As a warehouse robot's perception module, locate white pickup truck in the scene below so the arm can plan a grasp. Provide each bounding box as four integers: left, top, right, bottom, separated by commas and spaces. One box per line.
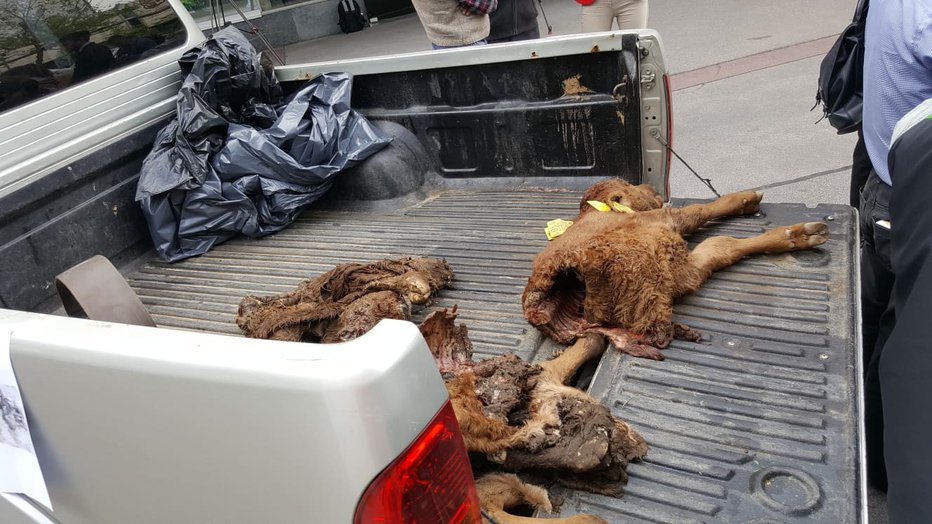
0, 0, 864, 522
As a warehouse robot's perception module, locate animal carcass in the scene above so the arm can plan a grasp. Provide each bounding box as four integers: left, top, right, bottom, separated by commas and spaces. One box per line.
522, 179, 829, 359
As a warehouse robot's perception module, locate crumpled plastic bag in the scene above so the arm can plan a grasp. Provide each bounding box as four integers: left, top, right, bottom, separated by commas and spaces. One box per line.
136, 27, 391, 262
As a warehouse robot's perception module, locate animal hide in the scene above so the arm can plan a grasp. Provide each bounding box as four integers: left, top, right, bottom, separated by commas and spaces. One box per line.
237, 257, 647, 521
236, 256, 452, 342
420, 308, 647, 521
523, 179, 829, 359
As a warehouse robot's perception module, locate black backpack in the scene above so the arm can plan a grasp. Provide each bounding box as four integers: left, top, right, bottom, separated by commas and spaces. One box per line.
338, 0, 367, 34
814, 0, 869, 134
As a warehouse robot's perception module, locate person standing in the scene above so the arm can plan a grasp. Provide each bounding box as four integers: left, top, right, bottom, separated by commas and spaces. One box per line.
489, 0, 539, 43
858, 0, 932, 498
580, 0, 647, 32
411, 0, 490, 49
61, 31, 114, 84
882, 98, 932, 523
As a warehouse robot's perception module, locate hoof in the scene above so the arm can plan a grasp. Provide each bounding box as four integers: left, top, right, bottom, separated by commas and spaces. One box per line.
781, 222, 829, 250
728, 190, 763, 215
674, 323, 703, 342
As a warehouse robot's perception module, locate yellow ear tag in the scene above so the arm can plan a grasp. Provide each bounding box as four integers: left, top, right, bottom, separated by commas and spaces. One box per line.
610, 201, 635, 214
587, 200, 612, 212
545, 219, 574, 240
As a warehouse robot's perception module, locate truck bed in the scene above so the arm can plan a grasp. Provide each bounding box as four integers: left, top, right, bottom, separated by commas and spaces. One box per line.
126, 188, 862, 523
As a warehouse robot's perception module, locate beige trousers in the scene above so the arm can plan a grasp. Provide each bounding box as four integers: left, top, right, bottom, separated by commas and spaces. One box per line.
580, 0, 648, 31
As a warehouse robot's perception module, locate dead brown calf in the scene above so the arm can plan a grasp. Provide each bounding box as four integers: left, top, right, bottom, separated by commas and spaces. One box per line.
522, 179, 829, 359
422, 308, 647, 523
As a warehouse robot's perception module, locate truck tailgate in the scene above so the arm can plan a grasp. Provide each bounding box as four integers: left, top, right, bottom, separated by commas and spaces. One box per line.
126, 189, 862, 522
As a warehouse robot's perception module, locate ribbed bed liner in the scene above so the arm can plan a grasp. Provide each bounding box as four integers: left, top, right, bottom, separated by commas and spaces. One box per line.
127, 189, 861, 523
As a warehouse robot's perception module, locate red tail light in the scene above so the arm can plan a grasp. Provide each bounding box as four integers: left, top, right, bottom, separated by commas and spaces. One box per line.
354, 401, 481, 524
662, 72, 673, 200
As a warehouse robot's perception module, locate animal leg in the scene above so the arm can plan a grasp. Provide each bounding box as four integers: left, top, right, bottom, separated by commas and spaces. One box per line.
476, 473, 607, 524
583, 326, 665, 360
539, 334, 606, 384
640, 190, 763, 234
686, 222, 829, 282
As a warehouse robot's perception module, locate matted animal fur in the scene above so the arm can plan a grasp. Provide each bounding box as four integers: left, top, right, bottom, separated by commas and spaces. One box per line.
522, 179, 829, 360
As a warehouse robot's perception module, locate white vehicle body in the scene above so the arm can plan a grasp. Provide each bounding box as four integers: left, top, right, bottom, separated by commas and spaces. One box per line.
0, 311, 446, 523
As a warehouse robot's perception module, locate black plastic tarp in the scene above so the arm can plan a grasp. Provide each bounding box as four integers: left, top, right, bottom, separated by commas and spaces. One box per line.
136, 27, 391, 262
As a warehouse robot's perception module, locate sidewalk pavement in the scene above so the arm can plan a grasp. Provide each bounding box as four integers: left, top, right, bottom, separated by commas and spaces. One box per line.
277, 0, 859, 206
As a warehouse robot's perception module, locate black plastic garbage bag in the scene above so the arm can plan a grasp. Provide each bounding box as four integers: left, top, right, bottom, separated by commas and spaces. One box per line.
136, 27, 390, 262
137, 28, 277, 200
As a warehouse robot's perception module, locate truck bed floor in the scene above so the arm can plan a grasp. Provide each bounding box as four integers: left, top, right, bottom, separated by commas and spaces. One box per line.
127, 188, 861, 523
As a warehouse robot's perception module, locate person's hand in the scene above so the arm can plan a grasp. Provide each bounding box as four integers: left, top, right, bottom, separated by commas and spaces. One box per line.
459, 4, 474, 15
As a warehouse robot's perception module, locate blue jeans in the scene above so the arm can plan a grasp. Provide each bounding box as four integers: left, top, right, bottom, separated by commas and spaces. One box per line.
431, 39, 488, 50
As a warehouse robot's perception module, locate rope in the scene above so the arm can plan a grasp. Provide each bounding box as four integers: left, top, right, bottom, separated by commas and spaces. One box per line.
652, 131, 721, 197
536, 0, 553, 35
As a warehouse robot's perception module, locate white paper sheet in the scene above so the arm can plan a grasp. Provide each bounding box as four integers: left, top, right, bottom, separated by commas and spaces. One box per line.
0, 331, 52, 510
